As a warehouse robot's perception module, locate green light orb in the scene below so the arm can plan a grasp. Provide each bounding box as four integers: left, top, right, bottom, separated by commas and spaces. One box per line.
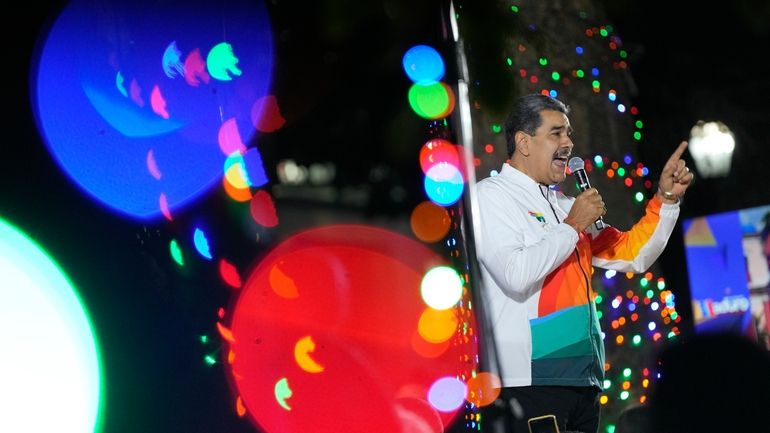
408, 82, 454, 120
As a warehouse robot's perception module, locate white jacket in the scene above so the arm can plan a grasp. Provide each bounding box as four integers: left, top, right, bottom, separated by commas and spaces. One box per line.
475, 163, 680, 387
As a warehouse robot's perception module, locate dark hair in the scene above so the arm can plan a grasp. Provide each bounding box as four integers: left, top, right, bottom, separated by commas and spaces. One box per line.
504, 94, 570, 157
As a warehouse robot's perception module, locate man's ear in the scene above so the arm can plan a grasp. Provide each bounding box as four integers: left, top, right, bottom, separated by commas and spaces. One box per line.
514, 131, 530, 156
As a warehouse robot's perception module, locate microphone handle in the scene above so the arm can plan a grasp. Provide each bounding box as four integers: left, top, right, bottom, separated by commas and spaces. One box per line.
594, 217, 605, 230
575, 169, 605, 230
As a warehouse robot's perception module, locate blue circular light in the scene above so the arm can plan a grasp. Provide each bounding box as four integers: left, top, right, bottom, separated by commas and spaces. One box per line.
33, 0, 273, 219
424, 166, 464, 206
402, 45, 445, 84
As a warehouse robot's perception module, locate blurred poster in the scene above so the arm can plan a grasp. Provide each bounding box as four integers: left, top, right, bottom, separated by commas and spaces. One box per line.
683, 204, 770, 350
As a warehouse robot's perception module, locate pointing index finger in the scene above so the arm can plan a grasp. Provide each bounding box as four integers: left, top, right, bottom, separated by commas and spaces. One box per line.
667, 141, 689, 164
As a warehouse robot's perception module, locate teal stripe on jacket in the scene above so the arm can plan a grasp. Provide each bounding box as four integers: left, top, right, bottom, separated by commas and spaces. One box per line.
530, 303, 605, 388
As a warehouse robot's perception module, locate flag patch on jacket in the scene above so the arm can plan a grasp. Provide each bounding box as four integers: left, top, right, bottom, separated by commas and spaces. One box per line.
528, 211, 546, 223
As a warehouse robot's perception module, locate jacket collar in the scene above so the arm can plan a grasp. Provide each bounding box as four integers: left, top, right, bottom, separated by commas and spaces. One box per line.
501, 163, 542, 188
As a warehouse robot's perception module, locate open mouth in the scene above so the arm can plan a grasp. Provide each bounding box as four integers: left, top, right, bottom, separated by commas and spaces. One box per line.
552, 151, 570, 168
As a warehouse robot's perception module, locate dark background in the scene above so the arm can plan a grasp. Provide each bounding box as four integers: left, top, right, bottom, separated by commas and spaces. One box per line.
3, 1, 770, 432
604, 0, 770, 216
601, 0, 770, 327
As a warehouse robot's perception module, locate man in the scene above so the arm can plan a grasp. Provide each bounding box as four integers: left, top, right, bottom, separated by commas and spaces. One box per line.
475, 93, 693, 433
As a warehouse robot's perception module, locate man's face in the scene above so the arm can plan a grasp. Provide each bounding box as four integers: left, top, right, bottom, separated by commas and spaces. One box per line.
524, 109, 574, 185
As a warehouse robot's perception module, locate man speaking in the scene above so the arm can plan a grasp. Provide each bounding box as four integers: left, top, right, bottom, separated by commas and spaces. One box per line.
475, 93, 693, 433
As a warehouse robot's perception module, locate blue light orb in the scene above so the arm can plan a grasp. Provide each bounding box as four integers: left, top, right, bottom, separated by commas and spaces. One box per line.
402, 45, 445, 84
33, 0, 273, 219
424, 165, 464, 206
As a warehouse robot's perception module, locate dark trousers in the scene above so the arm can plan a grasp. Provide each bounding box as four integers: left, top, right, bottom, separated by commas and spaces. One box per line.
480, 385, 600, 433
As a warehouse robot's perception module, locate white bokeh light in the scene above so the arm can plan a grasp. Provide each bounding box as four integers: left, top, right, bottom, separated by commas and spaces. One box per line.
420, 266, 463, 310
688, 120, 735, 178
0, 219, 102, 433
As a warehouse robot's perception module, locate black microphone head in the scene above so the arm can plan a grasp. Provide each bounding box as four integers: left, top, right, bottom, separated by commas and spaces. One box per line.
568, 156, 585, 172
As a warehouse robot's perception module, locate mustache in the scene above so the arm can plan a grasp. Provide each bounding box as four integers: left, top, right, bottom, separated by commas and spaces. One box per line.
554, 149, 572, 159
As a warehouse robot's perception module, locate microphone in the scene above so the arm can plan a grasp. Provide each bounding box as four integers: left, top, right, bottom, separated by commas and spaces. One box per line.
567, 156, 605, 230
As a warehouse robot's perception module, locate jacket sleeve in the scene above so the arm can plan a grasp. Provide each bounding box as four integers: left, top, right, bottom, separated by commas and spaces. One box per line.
476, 182, 579, 298
589, 195, 680, 272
